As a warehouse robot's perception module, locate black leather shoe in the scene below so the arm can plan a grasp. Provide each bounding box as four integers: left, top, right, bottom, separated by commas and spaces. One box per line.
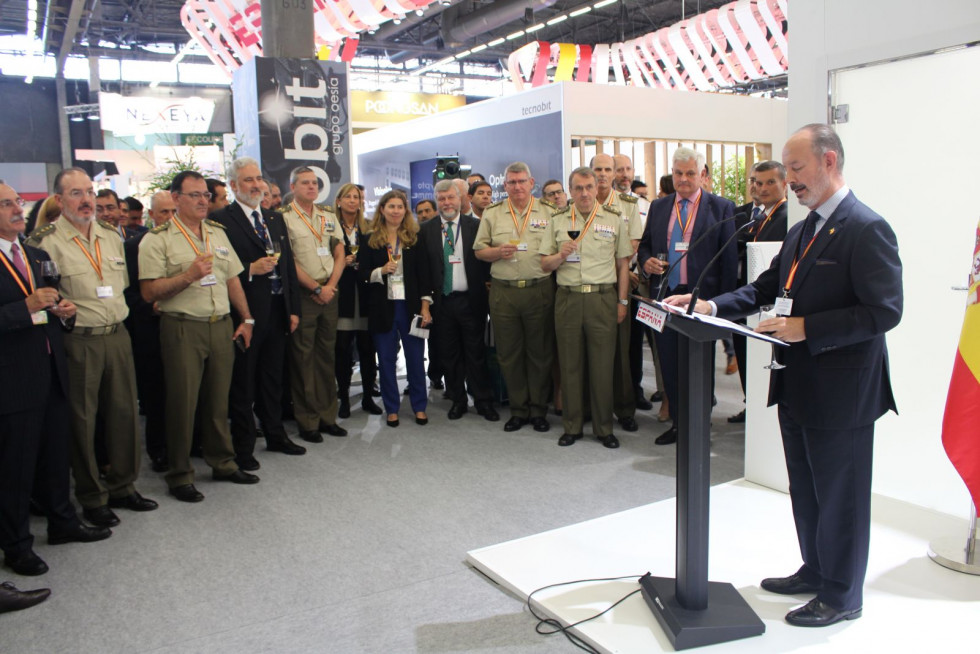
235, 455, 261, 471
82, 505, 121, 527
48, 523, 112, 545
299, 430, 323, 443
169, 484, 204, 503
386, 416, 400, 427
619, 416, 639, 432
266, 437, 306, 455
650, 391, 663, 402
761, 572, 822, 596
371, 383, 382, 397
655, 426, 677, 445
362, 397, 383, 415
0, 581, 51, 613
728, 410, 746, 423
531, 417, 550, 432
107, 492, 159, 512
430, 378, 444, 390
404, 386, 411, 395
415, 414, 428, 426
503, 417, 528, 432
448, 403, 468, 420
558, 433, 582, 446
338, 397, 351, 419
212, 469, 260, 484
150, 455, 168, 473
4, 551, 48, 576
478, 405, 500, 422
635, 394, 654, 411
785, 598, 861, 627
320, 423, 348, 437
598, 434, 620, 449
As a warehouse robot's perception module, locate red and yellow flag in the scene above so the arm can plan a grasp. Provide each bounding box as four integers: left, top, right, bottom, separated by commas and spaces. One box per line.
942, 219, 980, 510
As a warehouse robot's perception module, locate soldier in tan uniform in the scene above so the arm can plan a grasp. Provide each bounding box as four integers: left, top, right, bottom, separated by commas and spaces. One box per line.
139, 171, 259, 503
282, 166, 347, 442
29, 168, 157, 527
474, 162, 555, 433
540, 167, 632, 448
592, 154, 642, 432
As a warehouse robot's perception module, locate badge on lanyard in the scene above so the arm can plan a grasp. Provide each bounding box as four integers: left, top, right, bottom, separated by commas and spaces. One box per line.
566, 252, 581, 263
516, 242, 528, 252
675, 241, 689, 252
448, 254, 462, 264
773, 297, 793, 316
317, 246, 331, 257
31, 311, 49, 325
201, 274, 218, 287
388, 274, 406, 300
96, 285, 114, 298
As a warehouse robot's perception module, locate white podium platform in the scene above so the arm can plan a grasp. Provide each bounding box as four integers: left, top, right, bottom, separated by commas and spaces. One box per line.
467, 480, 980, 652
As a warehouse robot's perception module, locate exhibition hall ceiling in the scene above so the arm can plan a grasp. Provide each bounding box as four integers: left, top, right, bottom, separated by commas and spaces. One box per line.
0, 0, 736, 77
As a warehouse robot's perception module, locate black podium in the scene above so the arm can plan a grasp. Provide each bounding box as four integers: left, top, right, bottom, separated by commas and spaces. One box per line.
635, 298, 778, 650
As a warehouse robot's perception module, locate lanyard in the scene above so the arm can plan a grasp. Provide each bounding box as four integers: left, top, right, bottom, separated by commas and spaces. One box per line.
171, 216, 211, 256
783, 233, 819, 296
386, 236, 401, 262
673, 193, 701, 235
292, 202, 324, 244
752, 198, 786, 242
569, 201, 600, 242
71, 236, 103, 281
0, 248, 35, 296
507, 197, 534, 237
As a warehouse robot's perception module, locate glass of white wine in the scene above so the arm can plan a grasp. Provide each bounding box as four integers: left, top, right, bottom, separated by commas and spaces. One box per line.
508, 229, 521, 262
267, 241, 281, 279
349, 233, 360, 269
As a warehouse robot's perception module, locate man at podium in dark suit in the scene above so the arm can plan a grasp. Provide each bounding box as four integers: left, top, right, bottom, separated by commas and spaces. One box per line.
668, 124, 903, 627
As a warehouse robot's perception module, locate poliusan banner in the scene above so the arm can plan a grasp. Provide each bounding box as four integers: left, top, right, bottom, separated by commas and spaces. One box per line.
233, 57, 350, 204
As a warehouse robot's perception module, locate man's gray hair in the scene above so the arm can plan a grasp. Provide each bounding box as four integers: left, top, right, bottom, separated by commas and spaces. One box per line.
567, 166, 597, 188
227, 157, 260, 182
434, 179, 459, 196
149, 190, 171, 211
289, 166, 317, 185
801, 123, 845, 173
505, 161, 531, 176
672, 146, 705, 170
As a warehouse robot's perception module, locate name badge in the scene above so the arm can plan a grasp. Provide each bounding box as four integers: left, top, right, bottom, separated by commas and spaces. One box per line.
774, 297, 793, 316
31, 310, 49, 325
516, 243, 528, 252
96, 285, 114, 298
201, 274, 219, 287
448, 254, 463, 264
675, 242, 689, 252
566, 252, 581, 263
214, 246, 230, 257
388, 274, 405, 300
317, 246, 331, 257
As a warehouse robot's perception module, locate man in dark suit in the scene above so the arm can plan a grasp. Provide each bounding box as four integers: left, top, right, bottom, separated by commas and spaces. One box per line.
669, 124, 903, 627
638, 147, 737, 444
214, 158, 305, 470
96, 189, 140, 240
729, 160, 789, 422
418, 179, 498, 421
0, 183, 111, 577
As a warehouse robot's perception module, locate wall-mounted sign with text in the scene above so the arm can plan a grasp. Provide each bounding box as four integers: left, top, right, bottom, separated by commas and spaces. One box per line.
99, 93, 217, 136
351, 91, 465, 125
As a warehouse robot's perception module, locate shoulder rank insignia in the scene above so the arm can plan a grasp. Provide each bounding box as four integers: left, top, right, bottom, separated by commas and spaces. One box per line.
619, 192, 638, 204
205, 218, 227, 230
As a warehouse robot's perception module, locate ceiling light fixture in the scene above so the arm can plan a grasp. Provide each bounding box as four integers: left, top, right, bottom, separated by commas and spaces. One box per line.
525, 23, 545, 33
470, 44, 488, 53
593, 0, 617, 8
546, 15, 568, 26
488, 38, 505, 46
570, 7, 592, 17
505, 30, 525, 40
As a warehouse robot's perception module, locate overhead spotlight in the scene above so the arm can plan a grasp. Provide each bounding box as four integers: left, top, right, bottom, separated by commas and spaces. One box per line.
87, 114, 100, 120
393, 17, 402, 24
440, 0, 451, 5
70, 116, 84, 122
416, 9, 424, 16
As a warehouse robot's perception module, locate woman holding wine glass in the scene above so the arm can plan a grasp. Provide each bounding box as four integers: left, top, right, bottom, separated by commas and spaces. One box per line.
358, 190, 433, 427
333, 183, 382, 418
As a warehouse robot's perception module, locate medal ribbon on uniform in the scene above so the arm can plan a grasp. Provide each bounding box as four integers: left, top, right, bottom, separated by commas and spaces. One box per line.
71, 236, 104, 281
292, 201, 324, 244
507, 197, 535, 237
171, 216, 212, 256
569, 201, 600, 243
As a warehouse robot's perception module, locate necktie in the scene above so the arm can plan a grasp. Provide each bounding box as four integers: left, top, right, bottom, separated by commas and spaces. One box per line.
10, 242, 29, 281
443, 222, 455, 296
798, 211, 819, 258
253, 210, 282, 294
667, 199, 688, 290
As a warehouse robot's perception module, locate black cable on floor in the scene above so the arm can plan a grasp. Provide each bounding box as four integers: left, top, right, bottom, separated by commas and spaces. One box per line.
525, 575, 644, 653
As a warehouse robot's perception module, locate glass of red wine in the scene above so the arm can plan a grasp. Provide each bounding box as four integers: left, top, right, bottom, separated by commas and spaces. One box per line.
567, 229, 581, 240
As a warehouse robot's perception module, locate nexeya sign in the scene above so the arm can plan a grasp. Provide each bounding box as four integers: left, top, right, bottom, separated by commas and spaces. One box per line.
99, 93, 215, 136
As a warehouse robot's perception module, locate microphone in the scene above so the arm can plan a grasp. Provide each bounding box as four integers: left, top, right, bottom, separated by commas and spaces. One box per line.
655, 212, 747, 301
686, 213, 761, 314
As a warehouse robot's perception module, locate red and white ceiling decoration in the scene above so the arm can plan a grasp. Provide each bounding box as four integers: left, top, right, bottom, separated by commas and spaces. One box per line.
508, 0, 787, 91
181, 0, 437, 79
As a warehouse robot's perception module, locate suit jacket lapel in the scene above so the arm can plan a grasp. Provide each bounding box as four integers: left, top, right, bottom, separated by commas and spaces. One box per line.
233, 203, 267, 250
784, 192, 854, 294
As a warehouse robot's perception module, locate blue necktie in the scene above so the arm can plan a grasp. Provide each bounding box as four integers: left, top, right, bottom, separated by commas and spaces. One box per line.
798, 211, 819, 258
667, 199, 688, 290
443, 222, 455, 296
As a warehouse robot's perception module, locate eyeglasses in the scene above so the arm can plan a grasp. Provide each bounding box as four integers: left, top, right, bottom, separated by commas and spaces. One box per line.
178, 192, 213, 201
543, 189, 564, 197
66, 189, 97, 199
505, 179, 531, 187
0, 198, 26, 209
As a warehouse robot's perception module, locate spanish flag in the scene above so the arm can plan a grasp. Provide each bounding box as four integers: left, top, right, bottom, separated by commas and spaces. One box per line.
942, 219, 980, 510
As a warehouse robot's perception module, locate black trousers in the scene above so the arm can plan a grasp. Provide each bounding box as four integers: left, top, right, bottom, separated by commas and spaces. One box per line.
0, 357, 77, 557
335, 328, 376, 396
229, 295, 289, 458
131, 316, 166, 459
435, 293, 492, 406
629, 296, 649, 392
778, 405, 874, 611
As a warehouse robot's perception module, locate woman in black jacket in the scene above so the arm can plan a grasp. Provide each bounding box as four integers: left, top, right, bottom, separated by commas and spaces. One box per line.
358, 190, 433, 427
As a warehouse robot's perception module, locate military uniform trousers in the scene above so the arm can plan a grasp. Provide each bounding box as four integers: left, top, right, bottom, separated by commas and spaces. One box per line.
160, 314, 238, 488
488, 278, 555, 419
290, 293, 339, 431
613, 305, 636, 419
554, 286, 617, 437
63, 327, 140, 508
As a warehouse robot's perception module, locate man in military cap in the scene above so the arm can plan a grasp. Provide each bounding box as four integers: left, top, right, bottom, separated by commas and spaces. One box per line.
281, 166, 348, 442
540, 167, 633, 448
30, 168, 157, 527
474, 162, 555, 433
139, 170, 259, 502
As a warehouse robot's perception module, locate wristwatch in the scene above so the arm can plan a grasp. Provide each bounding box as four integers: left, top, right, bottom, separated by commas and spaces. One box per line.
618, 299, 629, 306
312, 286, 322, 295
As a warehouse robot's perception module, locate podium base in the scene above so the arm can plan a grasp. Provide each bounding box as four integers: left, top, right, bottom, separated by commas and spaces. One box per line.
639, 573, 765, 651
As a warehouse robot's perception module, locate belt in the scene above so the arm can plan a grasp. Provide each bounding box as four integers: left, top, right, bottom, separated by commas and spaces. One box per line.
492, 277, 548, 289
445, 291, 467, 298
76, 323, 121, 336
562, 284, 613, 294
165, 312, 230, 323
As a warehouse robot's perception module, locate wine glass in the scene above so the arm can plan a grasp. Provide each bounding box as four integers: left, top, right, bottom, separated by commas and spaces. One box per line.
41, 260, 62, 302
656, 251, 669, 278
508, 228, 521, 261
267, 241, 281, 279
567, 228, 581, 240
759, 305, 786, 370
349, 232, 360, 269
